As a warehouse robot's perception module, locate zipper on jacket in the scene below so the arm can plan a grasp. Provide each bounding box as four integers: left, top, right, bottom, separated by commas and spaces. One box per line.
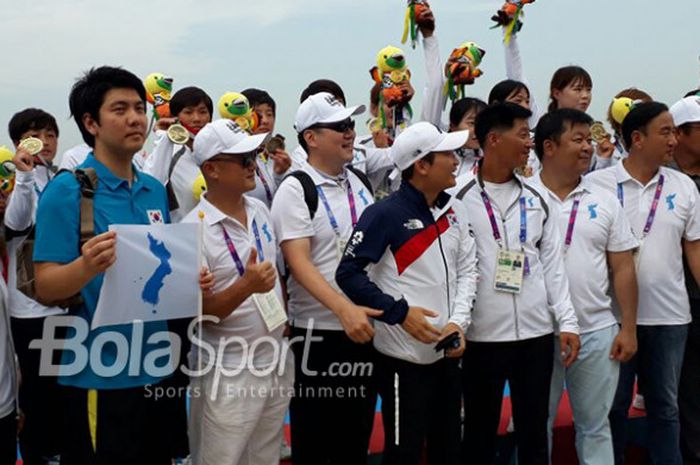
435, 222, 451, 317
498, 194, 522, 340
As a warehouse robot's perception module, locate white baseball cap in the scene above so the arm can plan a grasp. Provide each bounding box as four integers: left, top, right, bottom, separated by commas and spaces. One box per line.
294, 92, 365, 133
193, 119, 268, 166
389, 122, 469, 179
670, 96, 700, 127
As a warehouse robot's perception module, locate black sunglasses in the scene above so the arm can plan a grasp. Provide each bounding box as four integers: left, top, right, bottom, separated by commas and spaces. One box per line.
310, 119, 355, 133
209, 151, 256, 168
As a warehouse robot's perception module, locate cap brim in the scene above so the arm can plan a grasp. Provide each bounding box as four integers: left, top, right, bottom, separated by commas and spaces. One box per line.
433, 129, 470, 153
221, 132, 269, 154
318, 104, 366, 124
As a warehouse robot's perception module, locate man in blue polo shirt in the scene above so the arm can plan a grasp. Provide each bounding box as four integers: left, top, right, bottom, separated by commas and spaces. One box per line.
32, 66, 189, 465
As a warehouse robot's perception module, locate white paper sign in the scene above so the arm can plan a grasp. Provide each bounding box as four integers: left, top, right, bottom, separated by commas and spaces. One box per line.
92, 223, 201, 328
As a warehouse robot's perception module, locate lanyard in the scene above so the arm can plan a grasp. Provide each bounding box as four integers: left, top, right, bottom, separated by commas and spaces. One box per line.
617, 174, 665, 239
316, 181, 358, 236
254, 164, 273, 204
480, 191, 527, 247
564, 197, 581, 250
220, 219, 264, 276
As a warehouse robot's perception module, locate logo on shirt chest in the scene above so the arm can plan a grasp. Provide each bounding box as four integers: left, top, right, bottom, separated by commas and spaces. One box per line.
446, 212, 459, 226
261, 223, 273, 242
666, 193, 676, 211
587, 204, 598, 219
403, 219, 424, 230
358, 189, 370, 206
147, 209, 164, 224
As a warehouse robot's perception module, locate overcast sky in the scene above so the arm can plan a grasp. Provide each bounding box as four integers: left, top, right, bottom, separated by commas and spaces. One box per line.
1, 0, 699, 158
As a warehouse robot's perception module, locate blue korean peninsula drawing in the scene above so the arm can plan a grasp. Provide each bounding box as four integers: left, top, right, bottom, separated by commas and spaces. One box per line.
141, 233, 173, 307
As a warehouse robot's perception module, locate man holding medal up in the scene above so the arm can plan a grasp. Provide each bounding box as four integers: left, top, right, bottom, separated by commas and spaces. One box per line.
532, 109, 639, 465
454, 103, 580, 465
587, 101, 700, 465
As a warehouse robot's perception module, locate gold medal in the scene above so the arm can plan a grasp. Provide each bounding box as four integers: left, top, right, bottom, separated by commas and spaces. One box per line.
264, 134, 285, 154
19, 137, 43, 155
367, 118, 382, 133
590, 122, 611, 144
167, 123, 190, 145
390, 70, 407, 83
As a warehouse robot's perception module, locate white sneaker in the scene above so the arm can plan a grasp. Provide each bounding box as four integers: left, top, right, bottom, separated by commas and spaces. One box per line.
632, 393, 646, 410
280, 441, 292, 460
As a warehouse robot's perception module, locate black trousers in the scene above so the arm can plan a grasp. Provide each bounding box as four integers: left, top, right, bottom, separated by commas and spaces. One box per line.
60, 382, 175, 465
0, 410, 16, 465
11, 316, 63, 465
462, 333, 554, 465
681, 298, 700, 464
289, 326, 377, 465
376, 353, 462, 465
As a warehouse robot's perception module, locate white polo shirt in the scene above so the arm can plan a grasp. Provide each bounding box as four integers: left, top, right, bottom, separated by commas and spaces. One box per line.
532, 174, 639, 333
182, 195, 284, 369
587, 162, 700, 325
271, 161, 374, 330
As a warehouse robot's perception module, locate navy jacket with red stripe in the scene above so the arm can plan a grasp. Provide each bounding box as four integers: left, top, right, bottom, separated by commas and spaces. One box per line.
336, 181, 478, 364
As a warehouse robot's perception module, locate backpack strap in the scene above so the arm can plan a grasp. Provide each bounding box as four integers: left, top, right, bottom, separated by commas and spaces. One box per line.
166, 146, 188, 211
284, 171, 319, 219
346, 165, 375, 197
74, 168, 97, 238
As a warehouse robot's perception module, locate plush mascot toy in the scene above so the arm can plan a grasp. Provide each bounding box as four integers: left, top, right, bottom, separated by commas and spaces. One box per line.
444, 42, 486, 102
0, 146, 16, 194
192, 173, 207, 202
401, 0, 429, 49
217, 92, 259, 133
370, 45, 413, 128
490, 0, 535, 44
144, 72, 173, 120
610, 97, 637, 126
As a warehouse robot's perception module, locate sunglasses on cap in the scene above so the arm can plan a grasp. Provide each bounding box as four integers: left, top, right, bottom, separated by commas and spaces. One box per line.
310, 118, 355, 133
208, 151, 257, 168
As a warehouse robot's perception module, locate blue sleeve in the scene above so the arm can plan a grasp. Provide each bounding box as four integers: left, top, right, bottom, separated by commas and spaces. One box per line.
33, 173, 82, 263
335, 205, 409, 325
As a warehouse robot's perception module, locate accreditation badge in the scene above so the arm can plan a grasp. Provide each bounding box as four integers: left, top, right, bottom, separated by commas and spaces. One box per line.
336, 238, 349, 262
494, 249, 525, 294
253, 290, 287, 332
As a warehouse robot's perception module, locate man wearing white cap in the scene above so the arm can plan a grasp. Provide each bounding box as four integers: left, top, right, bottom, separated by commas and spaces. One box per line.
271, 92, 381, 465
454, 103, 580, 465
670, 95, 700, 464
335, 121, 477, 465
183, 119, 293, 465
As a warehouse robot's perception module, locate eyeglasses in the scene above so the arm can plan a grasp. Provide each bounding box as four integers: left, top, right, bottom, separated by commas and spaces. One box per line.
208, 151, 256, 168
310, 119, 355, 133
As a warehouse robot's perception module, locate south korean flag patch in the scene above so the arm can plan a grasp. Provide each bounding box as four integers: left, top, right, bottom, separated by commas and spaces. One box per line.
147, 209, 164, 224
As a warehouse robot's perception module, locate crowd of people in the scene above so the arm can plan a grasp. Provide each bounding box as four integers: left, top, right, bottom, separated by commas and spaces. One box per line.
0, 4, 699, 465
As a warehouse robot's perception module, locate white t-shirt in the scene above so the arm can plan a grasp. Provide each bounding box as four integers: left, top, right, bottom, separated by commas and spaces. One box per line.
587, 162, 700, 325
271, 161, 374, 330
532, 174, 639, 333
182, 195, 285, 369
483, 179, 520, 213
